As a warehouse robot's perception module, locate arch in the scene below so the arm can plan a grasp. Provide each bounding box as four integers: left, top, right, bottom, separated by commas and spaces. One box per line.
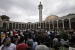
3, 22, 7, 29
50, 21, 53, 29
38, 23, 40, 28
36, 23, 38, 29
42, 22, 44, 29
43, 22, 45, 29
71, 18, 75, 30
41, 23, 43, 29
13, 23, 15, 29
64, 19, 69, 30
28, 24, 30, 29
46, 22, 49, 30
38, 23, 41, 29
22, 24, 24, 29
58, 20, 63, 29
0, 20, 3, 28
19, 24, 21, 29
26, 24, 28, 29
34, 24, 36, 29
31, 24, 33, 29
16, 23, 18, 29
9, 23, 12, 29
54, 21, 57, 29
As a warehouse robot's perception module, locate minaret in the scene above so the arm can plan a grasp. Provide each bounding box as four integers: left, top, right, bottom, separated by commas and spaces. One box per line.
38, 2, 43, 22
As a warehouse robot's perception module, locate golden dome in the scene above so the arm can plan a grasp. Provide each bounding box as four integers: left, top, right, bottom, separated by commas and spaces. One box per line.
44, 15, 59, 22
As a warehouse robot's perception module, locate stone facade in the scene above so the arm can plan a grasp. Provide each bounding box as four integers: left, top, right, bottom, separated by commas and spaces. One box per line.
0, 14, 75, 30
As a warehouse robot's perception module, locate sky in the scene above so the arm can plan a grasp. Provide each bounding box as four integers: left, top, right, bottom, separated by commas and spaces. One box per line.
0, 0, 75, 23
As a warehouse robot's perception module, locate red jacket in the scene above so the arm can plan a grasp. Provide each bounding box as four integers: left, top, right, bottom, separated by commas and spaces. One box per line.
16, 43, 28, 50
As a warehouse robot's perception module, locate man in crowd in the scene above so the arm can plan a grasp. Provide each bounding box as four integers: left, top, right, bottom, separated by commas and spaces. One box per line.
0, 37, 16, 50
69, 32, 75, 50
16, 36, 28, 50
35, 45, 49, 50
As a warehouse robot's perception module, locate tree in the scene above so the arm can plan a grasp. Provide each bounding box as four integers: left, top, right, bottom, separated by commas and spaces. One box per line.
0, 15, 10, 21
67, 14, 75, 16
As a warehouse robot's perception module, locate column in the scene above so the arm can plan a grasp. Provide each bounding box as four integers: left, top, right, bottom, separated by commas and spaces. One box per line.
15, 23, 16, 29
28, 24, 29, 29
36, 23, 37, 29
52, 21, 54, 29
17, 23, 19, 29
33, 24, 34, 29
26, 23, 28, 29
43, 22, 44, 29
35, 23, 36, 29
68, 18, 71, 29
40, 23, 41, 29
30, 24, 31, 29
21, 23, 22, 29
0, 21, 3, 28
37, 23, 39, 29
26, 23, 27, 29
34, 23, 35, 29
62, 19, 64, 29
57, 20, 58, 29
49, 22, 50, 30
29, 24, 30, 29
18, 23, 19, 29
6, 22, 7, 29
45, 22, 47, 29
12, 23, 13, 29
38, 23, 41, 29
36, 23, 38, 29
32, 24, 33, 29
7, 22, 9, 29
27, 24, 28, 29
25, 24, 26, 29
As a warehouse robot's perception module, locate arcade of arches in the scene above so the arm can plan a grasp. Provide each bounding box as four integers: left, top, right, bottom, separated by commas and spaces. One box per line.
0, 14, 75, 30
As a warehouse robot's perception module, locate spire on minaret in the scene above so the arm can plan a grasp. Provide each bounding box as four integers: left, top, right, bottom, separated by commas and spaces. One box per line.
38, 2, 43, 9
40, 2, 41, 5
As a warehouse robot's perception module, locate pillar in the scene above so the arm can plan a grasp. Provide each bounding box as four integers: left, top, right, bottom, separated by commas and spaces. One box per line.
45, 22, 47, 29
57, 20, 58, 29
15, 23, 16, 29
68, 18, 71, 29
62, 19, 64, 29
21, 23, 22, 29
7, 22, 9, 29
52, 21, 54, 29
17, 23, 18, 29
49, 22, 50, 30
40, 23, 41, 29
42, 22, 44, 29
12, 23, 13, 29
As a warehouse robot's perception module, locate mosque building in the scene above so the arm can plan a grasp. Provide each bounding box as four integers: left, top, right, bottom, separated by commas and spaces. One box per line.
0, 2, 75, 30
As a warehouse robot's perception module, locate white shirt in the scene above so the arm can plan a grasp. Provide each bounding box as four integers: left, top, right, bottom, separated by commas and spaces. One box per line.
0, 43, 16, 50
47, 31, 50, 35
10, 31, 13, 36
35, 45, 49, 50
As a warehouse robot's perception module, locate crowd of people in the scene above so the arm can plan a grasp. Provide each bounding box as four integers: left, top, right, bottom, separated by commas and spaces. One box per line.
0, 29, 75, 50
